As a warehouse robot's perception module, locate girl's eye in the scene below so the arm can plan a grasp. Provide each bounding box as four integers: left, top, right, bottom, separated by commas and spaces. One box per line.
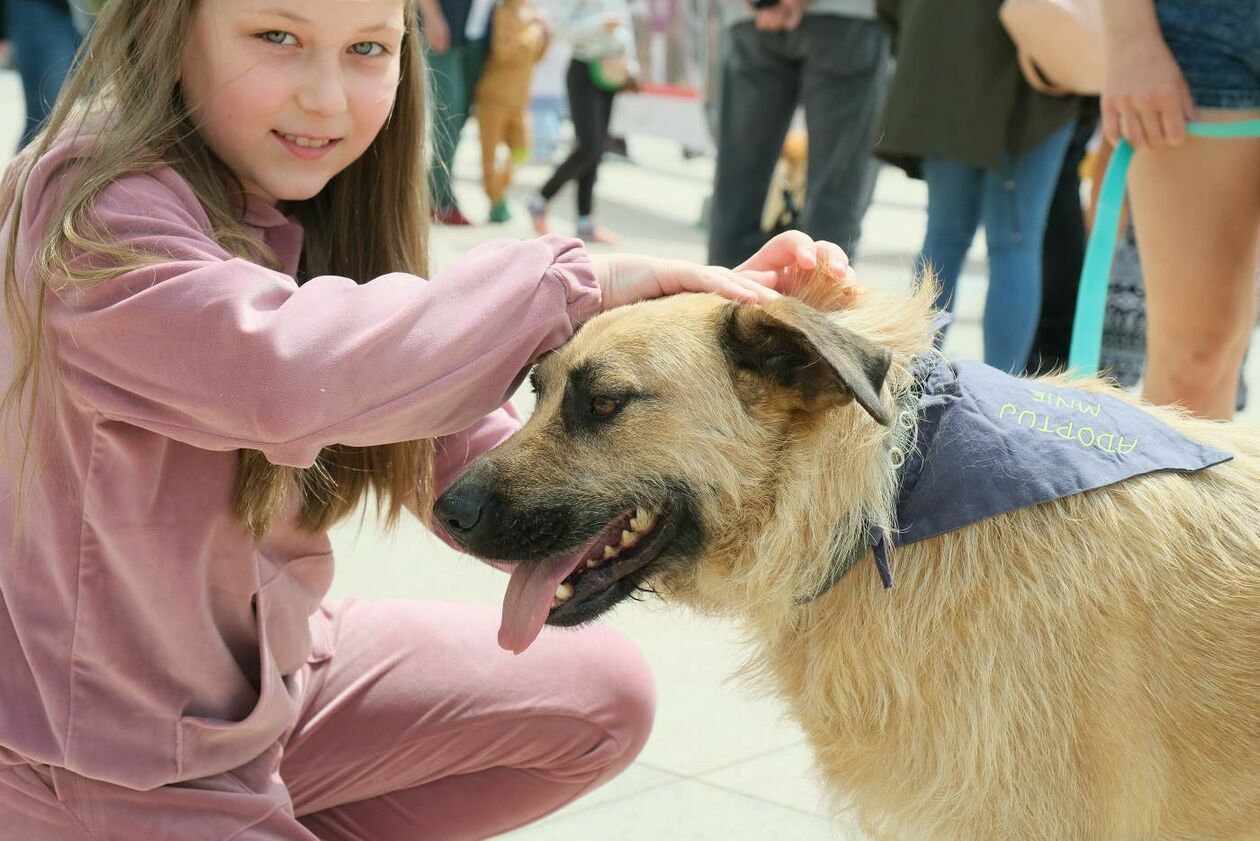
350, 41, 387, 57
259, 30, 298, 47
591, 396, 620, 418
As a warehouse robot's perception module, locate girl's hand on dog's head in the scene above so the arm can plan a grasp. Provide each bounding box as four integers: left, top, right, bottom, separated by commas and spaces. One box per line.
735, 230, 856, 300
592, 254, 781, 312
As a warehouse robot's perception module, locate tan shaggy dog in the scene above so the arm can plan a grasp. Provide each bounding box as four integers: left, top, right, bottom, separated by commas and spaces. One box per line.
435, 270, 1260, 840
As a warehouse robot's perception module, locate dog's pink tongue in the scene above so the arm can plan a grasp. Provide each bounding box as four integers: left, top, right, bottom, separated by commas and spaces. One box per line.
498, 554, 581, 654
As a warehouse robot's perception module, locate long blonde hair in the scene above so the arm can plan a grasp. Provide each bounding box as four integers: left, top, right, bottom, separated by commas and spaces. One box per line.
0, 0, 436, 536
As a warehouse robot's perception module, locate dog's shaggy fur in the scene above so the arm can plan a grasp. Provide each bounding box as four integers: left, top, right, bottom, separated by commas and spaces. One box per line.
440, 272, 1260, 840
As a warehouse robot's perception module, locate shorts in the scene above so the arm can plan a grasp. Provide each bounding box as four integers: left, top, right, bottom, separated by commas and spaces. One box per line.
1157, 0, 1260, 109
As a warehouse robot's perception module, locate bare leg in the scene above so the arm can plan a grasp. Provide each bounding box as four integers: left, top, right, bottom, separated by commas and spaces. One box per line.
1128, 109, 1260, 419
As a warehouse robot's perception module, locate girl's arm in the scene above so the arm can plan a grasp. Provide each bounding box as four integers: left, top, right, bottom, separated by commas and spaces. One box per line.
43, 169, 598, 469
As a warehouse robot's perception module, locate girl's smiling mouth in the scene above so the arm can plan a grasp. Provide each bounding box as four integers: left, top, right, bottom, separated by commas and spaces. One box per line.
272, 131, 341, 159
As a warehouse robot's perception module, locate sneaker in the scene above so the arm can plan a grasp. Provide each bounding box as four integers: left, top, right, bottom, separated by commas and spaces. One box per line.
527, 195, 549, 235
433, 205, 472, 226
488, 200, 511, 224
576, 224, 618, 245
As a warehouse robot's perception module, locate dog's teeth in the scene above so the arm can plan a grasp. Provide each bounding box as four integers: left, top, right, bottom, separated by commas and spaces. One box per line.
604, 545, 619, 559
629, 517, 641, 531
636, 506, 648, 523
586, 557, 600, 568
631, 510, 657, 533
620, 530, 639, 548
554, 583, 573, 602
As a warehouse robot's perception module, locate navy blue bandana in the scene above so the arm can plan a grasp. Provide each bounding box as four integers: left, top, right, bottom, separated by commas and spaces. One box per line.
806, 358, 1234, 598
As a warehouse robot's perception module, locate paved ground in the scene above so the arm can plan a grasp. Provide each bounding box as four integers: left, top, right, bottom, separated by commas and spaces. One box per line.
3, 69, 1258, 840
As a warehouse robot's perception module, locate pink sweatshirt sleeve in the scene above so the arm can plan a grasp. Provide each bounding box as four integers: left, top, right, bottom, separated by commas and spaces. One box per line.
427, 402, 522, 553
432, 402, 522, 496
41, 170, 598, 468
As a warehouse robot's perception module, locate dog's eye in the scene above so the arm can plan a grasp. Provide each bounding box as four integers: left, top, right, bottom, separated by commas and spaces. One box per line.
591, 396, 621, 418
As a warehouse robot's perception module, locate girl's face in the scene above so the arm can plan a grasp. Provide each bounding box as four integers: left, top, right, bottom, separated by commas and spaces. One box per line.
181, 0, 406, 205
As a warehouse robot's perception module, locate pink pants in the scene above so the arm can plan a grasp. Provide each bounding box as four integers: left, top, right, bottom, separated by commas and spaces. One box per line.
0, 599, 656, 840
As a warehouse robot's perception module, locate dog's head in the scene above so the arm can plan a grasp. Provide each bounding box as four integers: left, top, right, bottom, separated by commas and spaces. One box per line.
434, 293, 893, 652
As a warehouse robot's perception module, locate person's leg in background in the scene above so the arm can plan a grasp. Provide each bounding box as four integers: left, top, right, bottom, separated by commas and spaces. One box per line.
428, 39, 488, 225
1024, 97, 1101, 375
573, 84, 618, 243
706, 23, 799, 268
284, 600, 655, 841
917, 157, 984, 341
7, 0, 81, 150
428, 45, 470, 223
979, 119, 1075, 373
1121, 0, 1260, 419
530, 59, 601, 235
795, 15, 888, 261
1129, 115, 1260, 419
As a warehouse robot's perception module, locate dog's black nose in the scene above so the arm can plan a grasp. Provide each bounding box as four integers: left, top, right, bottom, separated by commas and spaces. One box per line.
433, 492, 484, 536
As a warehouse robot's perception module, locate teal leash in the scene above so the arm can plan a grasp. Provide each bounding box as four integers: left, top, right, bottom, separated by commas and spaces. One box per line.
1066, 119, 1260, 375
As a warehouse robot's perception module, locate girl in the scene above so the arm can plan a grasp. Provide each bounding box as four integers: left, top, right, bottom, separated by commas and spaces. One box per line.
0, 1, 840, 838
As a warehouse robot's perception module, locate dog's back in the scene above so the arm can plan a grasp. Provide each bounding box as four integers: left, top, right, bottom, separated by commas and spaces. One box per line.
772, 379, 1260, 841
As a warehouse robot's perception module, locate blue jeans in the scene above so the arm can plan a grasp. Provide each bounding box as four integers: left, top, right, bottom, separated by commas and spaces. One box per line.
425, 39, 488, 211
7, 0, 82, 150
918, 120, 1076, 374
1156, 0, 1260, 109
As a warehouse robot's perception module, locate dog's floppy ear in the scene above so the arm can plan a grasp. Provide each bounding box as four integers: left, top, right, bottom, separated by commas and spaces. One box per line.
720, 299, 892, 425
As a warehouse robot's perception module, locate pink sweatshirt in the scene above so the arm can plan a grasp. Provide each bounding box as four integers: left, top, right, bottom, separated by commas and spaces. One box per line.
0, 136, 600, 791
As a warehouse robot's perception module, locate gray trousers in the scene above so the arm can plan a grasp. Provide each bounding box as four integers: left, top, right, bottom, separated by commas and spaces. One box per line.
707, 16, 889, 267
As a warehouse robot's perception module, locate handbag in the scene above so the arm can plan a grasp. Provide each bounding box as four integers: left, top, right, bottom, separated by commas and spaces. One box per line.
998, 0, 1104, 96
589, 54, 629, 92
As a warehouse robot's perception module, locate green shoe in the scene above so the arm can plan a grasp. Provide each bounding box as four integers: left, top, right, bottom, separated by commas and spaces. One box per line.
488, 200, 511, 224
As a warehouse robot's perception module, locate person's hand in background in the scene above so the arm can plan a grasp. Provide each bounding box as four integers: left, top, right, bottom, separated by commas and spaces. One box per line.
420, 0, 452, 52
755, 0, 804, 32
1100, 0, 1198, 148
